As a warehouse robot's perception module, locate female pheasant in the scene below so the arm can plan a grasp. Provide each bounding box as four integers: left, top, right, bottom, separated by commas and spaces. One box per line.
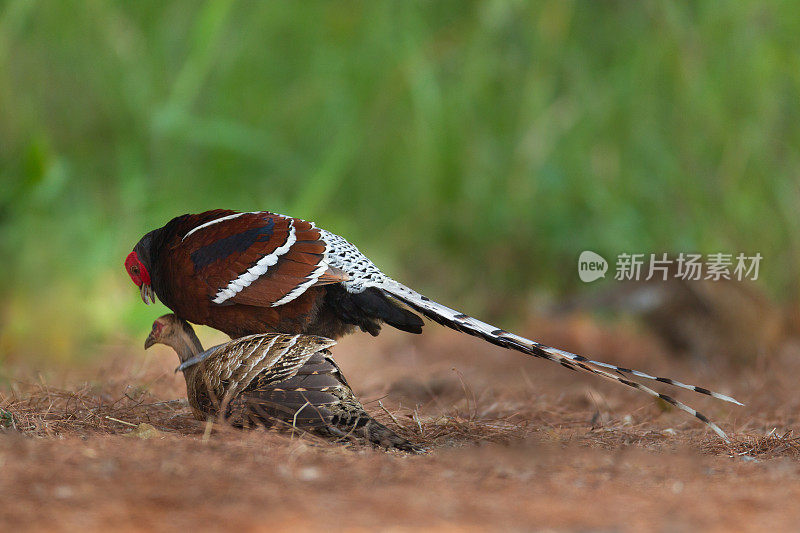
126, 209, 741, 440
145, 313, 421, 451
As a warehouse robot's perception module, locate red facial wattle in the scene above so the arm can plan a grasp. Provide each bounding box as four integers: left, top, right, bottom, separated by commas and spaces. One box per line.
125, 251, 155, 304
125, 251, 151, 287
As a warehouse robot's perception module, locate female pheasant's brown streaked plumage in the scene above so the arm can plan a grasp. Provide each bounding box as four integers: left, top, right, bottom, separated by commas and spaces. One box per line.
127, 209, 742, 440
145, 314, 421, 452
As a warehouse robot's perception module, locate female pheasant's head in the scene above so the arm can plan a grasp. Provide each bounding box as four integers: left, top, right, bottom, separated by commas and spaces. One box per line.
143, 314, 174, 350
144, 314, 205, 371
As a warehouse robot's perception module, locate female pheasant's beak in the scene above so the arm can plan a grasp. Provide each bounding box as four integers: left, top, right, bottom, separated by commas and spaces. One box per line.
140, 284, 155, 305
144, 330, 157, 349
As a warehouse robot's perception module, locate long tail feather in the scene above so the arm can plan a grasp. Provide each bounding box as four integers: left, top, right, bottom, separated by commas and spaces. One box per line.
545, 346, 742, 405
380, 279, 736, 441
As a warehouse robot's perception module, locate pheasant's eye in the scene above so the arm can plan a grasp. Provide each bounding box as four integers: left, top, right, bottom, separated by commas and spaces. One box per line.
131, 265, 140, 275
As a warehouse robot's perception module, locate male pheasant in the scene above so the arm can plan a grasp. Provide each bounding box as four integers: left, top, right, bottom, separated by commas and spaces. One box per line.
127, 209, 741, 440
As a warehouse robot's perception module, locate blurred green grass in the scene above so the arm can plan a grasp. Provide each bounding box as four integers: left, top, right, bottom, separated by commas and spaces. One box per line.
2, 1, 799, 362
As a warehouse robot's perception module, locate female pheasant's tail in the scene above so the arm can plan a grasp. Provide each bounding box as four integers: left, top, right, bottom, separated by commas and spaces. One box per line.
380, 279, 739, 441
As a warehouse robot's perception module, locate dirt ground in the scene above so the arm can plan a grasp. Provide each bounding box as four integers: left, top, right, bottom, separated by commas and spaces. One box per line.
2, 314, 800, 532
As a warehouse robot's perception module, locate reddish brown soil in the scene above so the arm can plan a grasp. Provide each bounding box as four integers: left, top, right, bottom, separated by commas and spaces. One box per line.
2, 315, 799, 532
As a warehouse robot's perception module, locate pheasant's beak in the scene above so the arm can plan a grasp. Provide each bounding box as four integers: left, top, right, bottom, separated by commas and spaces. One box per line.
140, 284, 155, 305
144, 331, 156, 350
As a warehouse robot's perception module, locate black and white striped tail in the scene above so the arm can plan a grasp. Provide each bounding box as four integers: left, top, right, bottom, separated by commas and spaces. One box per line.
380, 279, 739, 442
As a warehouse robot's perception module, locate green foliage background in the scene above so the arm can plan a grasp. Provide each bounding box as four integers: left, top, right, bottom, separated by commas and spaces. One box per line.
2, 1, 799, 361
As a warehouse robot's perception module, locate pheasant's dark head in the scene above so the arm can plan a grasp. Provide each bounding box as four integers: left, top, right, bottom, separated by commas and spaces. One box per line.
125, 231, 156, 305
